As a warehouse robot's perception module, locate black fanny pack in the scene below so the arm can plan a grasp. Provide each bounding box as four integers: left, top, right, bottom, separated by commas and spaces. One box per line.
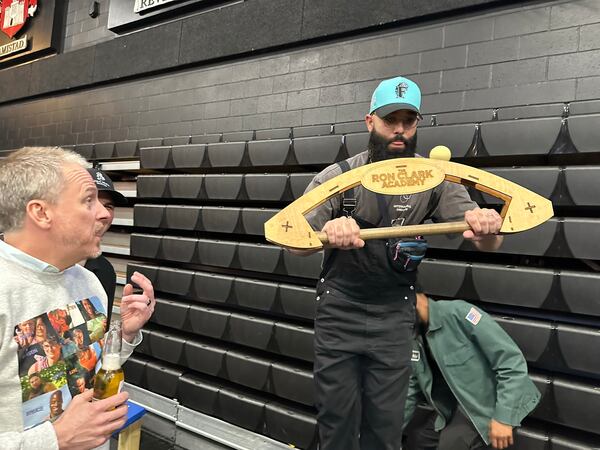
387, 237, 428, 272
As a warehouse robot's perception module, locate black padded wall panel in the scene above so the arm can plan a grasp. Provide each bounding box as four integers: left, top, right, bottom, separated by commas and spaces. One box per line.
201, 207, 240, 233
140, 147, 171, 169
137, 175, 168, 197
196, 239, 237, 267
494, 316, 552, 364
161, 236, 198, 263
207, 142, 246, 167
241, 208, 278, 235
293, 135, 343, 165
564, 166, 600, 205
237, 243, 281, 273
559, 270, 600, 317
75, 144, 94, 159
218, 388, 265, 433
152, 298, 190, 329
289, 173, 317, 199
273, 323, 314, 362
134, 205, 165, 227
149, 331, 186, 365
539, 377, 600, 435
556, 325, 600, 378
563, 219, 600, 260
157, 267, 194, 296
471, 264, 553, 308
244, 174, 289, 201
127, 264, 159, 285
184, 340, 227, 376
344, 132, 369, 158
115, 141, 139, 158
168, 175, 204, 199
485, 167, 559, 204
225, 351, 271, 390
512, 428, 548, 450
270, 362, 315, 407
418, 259, 468, 297
569, 114, 600, 153
135, 329, 153, 357
145, 361, 184, 398
227, 313, 275, 351
93, 21, 181, 83
165, 205, 202, 230
178, 375, 221, 415
233, 279, 278, 311
265, 403, 318, 449
95, 142, 115, 159
247, 139, 291, 166
277, 284, 317, 321
417, 124, 476, 157
130, 233, 161, 259
192, 273, 234, 304
283, 251, 322, 279
481, 118, 562, 156
122, 356, 148, 388
188, 305, 231, 339
204, 174, 244, 200
171, 144, 207, 168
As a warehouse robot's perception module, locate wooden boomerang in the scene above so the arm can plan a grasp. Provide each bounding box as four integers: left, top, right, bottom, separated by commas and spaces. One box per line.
264, 157, 554, 250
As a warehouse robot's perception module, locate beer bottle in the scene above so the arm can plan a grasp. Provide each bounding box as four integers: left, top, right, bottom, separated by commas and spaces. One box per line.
93, 320, 124, 400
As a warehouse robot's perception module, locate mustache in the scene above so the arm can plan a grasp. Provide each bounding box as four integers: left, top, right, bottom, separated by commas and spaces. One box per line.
389, 134, 409, 145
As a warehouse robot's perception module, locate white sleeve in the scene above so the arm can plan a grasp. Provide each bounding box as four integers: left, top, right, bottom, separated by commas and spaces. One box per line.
120, 331, 142, 365
1, 421, 59, 450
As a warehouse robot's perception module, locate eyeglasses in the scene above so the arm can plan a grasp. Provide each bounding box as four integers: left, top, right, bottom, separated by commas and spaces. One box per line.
378, 114, 420, 130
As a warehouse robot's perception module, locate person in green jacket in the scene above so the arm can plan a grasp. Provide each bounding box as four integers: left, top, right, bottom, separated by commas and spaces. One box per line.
404, 293, 541, 450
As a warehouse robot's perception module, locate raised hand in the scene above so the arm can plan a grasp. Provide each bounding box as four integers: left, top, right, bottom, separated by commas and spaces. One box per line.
120, 271, 154, 342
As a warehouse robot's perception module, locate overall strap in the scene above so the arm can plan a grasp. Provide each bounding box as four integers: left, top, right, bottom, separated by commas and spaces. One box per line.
336, 160, 356, 218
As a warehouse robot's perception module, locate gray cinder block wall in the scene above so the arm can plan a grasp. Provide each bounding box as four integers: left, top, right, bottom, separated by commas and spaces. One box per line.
1, 0, 600, 149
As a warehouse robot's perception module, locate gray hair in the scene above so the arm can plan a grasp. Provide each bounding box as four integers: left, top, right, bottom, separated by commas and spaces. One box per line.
0, 147, 88, 233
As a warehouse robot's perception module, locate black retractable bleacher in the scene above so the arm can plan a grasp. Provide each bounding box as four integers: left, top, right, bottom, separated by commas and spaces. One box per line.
120, 101, 600, 449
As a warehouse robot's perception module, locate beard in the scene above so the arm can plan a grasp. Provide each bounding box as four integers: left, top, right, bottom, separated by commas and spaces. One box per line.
368, 129, 417, 162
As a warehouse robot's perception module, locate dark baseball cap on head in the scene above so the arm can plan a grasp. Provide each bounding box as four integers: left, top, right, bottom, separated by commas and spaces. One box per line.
87, 168, 128, 206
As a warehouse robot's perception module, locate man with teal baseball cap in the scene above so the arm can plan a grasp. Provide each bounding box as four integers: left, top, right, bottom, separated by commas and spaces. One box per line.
299, 75, 503, 450
369, 75, 422, 117
364, 75, 424, 161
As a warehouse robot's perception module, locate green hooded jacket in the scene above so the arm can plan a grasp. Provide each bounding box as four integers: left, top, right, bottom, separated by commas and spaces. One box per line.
404, 298, 541, 444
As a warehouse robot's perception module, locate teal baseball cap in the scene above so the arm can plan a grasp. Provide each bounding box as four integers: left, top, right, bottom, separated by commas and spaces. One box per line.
369, 76, 422, 117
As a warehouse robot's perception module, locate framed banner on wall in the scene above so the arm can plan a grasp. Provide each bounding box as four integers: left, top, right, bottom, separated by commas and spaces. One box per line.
0, 0, 64, 67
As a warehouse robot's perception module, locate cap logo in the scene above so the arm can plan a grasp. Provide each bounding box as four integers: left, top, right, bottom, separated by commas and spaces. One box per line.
396, 82, 408, 98
96, 172, 106, 182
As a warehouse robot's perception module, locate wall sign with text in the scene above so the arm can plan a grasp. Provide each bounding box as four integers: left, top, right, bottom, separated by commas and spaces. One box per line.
108, 0, 220, 32
0, 0, 63, 67
134, 0, 181, 14
0, 0, 36, 58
